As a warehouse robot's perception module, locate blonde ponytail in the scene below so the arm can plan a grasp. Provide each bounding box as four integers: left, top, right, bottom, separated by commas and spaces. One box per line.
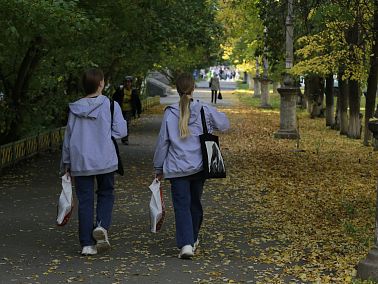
179, 94, 191, 138
176, 73, 195, 138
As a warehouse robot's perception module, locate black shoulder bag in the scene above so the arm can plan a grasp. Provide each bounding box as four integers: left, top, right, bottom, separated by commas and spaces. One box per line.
110, 100, 124, 176
199, 107, 226, 179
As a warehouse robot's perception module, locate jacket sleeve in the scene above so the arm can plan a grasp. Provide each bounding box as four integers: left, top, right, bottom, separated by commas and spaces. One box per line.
153, 110, 170, 174
61, 112, 74, 172
112, 88, 122, 107
204, 105, 230, 133
111, 101, 128, 138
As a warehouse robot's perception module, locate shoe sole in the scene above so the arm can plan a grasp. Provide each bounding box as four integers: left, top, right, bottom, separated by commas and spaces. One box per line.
93, 230, 110, 253
81, 252, 97, 256
179, 253, 193, 259
96, 240, 110, 253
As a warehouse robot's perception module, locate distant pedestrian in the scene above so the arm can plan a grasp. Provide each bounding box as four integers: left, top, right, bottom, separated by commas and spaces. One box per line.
61, 68, 127, 256
153, 73, 230, 259
209, 74, 221, 104
113, 76, 141, 144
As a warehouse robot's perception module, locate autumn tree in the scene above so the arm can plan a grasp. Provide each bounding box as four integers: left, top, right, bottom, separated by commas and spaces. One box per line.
292, 1, 375, 140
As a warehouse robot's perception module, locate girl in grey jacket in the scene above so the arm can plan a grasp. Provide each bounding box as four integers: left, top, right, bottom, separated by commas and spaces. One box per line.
153, 73, 230, 259
62, 69, 127, 256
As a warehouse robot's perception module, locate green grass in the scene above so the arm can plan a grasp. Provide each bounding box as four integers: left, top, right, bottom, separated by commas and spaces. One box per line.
235, 81, 282, 109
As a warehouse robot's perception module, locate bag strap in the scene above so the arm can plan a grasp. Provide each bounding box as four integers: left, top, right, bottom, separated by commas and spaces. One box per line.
200, 107, 208, 134
110, 98, 114, 127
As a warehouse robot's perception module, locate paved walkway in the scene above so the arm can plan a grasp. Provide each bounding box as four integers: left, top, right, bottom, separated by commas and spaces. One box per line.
0, 81, 284, 284
161, 80, 238, 106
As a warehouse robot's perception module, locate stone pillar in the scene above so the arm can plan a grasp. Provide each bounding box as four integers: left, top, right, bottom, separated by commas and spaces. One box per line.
357, 185, 378, 280
260, 32, 270, 108
274, 0, 299, 139
274, 87, 299, 139
247, 73, 253, 90
357, 246, 378, 281
260, 78, 271, 108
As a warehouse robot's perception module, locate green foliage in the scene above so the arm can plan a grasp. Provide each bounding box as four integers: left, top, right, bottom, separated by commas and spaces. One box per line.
292, 0, 373, 82
216, 0, 263, 73
0, 0, 221, 143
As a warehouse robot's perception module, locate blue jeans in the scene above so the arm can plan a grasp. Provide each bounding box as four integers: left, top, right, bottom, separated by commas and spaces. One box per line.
170, 175, 205, 248
75, 172, 115, 247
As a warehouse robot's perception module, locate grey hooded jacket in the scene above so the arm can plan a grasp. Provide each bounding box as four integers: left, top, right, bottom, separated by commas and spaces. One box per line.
61, 95, 127, 176
153, 100, 230, 179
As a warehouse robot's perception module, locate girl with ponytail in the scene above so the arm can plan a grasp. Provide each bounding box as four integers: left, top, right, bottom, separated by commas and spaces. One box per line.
153, 73, 230, 259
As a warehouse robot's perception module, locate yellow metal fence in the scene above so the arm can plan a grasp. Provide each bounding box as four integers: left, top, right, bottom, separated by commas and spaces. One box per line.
0, 96, 160, 170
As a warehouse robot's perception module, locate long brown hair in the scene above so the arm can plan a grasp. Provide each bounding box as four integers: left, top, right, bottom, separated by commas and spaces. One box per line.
176, 73, 195, 138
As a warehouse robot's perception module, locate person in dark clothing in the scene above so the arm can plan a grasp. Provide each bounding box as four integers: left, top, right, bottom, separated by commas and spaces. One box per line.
112, 76, 142, 145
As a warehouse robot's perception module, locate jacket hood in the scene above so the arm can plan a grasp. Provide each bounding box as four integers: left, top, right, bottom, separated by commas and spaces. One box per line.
166, 100, 202, 124
69, 95, 107, 119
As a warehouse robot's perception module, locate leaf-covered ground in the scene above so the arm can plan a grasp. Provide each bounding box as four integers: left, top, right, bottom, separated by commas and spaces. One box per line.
0, 89, 377, 283
216, 91, 377, 283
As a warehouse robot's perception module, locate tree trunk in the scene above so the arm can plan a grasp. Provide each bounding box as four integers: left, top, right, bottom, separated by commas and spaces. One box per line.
104, 57, 121, 85
339, 76, 349, 135
252, 57, 260, 95
348, 79, 361, 138
325, 74, 335, 126
344, 20, 361, 139
8, 37, 43, 141
363, 5, 378, 145
307, 75, 324, 118
333, 91, 340, 130
247, 72, 253, 90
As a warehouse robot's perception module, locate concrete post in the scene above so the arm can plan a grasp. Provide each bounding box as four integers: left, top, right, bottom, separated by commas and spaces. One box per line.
274, 0, 299, 139
260, 29, 271, 108
260, 78, 271, 108
357, 181, 378, 280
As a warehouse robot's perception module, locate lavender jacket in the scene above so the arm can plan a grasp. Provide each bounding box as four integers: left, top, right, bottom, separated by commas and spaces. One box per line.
61, 95, 127, 176
153, 100, 230, 178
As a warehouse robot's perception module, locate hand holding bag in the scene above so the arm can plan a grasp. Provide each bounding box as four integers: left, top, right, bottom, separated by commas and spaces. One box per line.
217, 92, 223, 100
110, 100, 124, 176
56, 173, 74, 226
199, 107, 226, 179
149, 179, 165, 233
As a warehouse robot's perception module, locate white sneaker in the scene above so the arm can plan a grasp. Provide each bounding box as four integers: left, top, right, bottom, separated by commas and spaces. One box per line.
193, 239, 200, 252
178, 245, 194, 259
92, 226, 110, 253
81, 245, 97, 256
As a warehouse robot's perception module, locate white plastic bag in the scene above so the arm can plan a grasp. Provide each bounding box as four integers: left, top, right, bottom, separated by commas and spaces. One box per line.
149, 179, 165, 233
56, 174, 74, 226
